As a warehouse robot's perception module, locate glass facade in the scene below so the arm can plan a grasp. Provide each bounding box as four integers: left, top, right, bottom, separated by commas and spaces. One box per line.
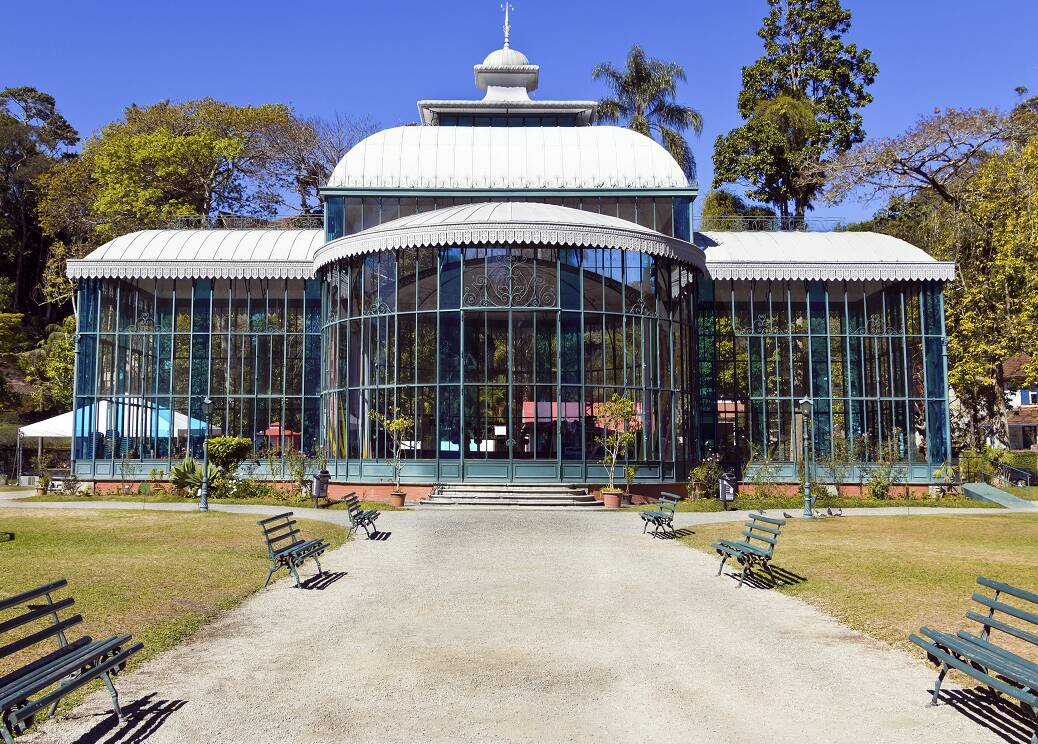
699, 279, 951, 479
320, 245, 698, 482
325, 195, 692, 243
73, 277, 322, 477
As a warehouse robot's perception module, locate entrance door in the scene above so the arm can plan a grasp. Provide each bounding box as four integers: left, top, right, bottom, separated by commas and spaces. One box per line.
460, 310, 561, 482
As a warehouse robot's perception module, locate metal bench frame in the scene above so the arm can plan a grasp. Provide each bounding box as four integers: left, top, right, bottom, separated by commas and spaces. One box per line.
342, 494, 380, 539
640, 492, 681, 536
257, 512, 329, 588
711, 512, 785, 587
910, 576, 1037, 744
0, 579, 142, 743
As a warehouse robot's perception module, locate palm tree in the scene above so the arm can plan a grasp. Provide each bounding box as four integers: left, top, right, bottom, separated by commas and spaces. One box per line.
592, 45, 703, 180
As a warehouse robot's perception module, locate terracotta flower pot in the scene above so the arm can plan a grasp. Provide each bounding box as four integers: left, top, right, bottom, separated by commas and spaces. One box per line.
387, 490, 406, 508
601, 489, 623, 509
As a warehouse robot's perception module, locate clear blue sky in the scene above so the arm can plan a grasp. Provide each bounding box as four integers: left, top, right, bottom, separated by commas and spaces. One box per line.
4, 0, 1036, 222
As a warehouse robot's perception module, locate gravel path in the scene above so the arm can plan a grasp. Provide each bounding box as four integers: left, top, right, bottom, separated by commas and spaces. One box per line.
13, 505, 1005, 744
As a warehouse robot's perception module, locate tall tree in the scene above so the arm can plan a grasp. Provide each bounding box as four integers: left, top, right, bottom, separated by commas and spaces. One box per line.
592, 45, 703, 180
712, 0, 877, 220
832, 104, 1038, 448
699, 188, 776, 231
0, 87, 78, 316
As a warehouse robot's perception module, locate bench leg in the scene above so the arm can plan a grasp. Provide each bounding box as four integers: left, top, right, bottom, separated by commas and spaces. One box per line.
717, 553, 729, 577
263, 563, 278, 588
763, 560, 777, 587
101, 670, 125, 723
290, 560, 303, 588
312, 554, 323, 576
929, 663, 949, 706
737, 559, 750, 588
1, 722, 14, 744
642, 518, 649, 534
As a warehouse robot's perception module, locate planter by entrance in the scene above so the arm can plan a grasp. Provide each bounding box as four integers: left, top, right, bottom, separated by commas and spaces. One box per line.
601, 489, 623, 509
387, 490, 406, 508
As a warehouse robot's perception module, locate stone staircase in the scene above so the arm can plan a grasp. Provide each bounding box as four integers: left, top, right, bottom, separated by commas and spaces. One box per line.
419, 483, 603, 508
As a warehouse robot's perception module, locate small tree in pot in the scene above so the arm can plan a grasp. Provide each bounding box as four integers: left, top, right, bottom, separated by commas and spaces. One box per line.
597, 393, 638, 508
369, 406, 415, 507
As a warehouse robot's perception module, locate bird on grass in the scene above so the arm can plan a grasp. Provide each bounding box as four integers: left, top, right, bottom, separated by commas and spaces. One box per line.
782, 512, 794, 519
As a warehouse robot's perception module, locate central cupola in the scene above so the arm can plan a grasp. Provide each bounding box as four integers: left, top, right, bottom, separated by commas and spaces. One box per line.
473, 3, 539, 101
416, 5, 595, 126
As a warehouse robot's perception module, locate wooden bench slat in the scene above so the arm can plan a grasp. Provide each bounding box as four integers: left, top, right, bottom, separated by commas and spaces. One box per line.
0, 615, 83, 660
0, 634, 131, 708
978, 576, 1038, 606
909, 633, 1038, 708
257, 512, 294, 526
742, 531, 777, 546
972, 593, 1038, 628
262, 520, 297, 536
744, 522, 781, 536
0, 597, 75, 635
267, 529, 302, 545
749, 513, 785, 526
921, 628, 1038, 689
956, 631, 1038, 678
4, 640, 143, 729
0, 580, 68, 613
965, 610, 1038, 648
0, 637, 91, 693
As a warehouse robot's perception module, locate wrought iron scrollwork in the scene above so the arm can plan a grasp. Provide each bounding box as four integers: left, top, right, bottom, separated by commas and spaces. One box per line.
363, 299, 392, 316
463, 254, 557, 308
626, 300, 657, 318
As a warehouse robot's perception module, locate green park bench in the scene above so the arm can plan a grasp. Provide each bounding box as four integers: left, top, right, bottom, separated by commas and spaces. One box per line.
257, 512, 329, 588
0, 579, 142, 743
343, 494, 381, 539
909, 577, 1037, 744
640, 491, 681, 536
712, 512, 785, 587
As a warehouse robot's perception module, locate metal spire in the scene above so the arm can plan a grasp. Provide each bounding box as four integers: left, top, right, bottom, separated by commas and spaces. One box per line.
501, 3, 513, 48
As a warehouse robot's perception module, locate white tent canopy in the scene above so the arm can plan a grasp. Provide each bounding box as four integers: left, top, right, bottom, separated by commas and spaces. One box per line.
18, 411, 74, 439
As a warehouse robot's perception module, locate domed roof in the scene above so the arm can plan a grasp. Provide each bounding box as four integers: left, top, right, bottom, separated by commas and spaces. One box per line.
480, 46, 530, 67
313, 202, 704, 271
326, 125, 689, 190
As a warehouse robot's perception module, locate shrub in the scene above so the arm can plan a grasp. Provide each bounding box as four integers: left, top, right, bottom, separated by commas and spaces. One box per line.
206, 437, 253, 474
170, 457, 220, 496
689, 455, 724, 499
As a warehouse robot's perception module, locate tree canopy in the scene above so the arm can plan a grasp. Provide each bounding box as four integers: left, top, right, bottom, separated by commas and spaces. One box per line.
712, 0, 877, 219
592, 45, 703, 180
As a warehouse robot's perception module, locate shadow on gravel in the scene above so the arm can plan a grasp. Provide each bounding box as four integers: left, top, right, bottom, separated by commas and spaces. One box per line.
366, 531, 392, 541
299, 571, 348, 590
70, 693, 187, 744
652, 528, 695, 540
721, 564, 807, 589
935, 687, 1037, 744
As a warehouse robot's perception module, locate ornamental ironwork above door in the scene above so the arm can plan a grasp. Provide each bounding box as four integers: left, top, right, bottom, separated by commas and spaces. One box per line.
463, 253, 557, 308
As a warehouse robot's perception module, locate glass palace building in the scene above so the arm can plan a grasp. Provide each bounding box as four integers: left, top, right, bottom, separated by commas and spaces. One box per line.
67, 38, 955, 488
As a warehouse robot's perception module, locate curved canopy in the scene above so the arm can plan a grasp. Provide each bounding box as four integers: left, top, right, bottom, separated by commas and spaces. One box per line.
67, 229, 323, 280
313, 202, 705, 271
697, 231, 956, 282
325, 125, 691, 191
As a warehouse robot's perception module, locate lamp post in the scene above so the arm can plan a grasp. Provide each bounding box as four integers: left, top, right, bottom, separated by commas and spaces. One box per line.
799, 397, 814, 518
199, 397, 212, 512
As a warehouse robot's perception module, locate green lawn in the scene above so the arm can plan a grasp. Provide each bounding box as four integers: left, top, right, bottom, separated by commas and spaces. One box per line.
680, 513, 1038, 662
1005, 485, 1038, 501
0, 508, 347, 710
624, 491, 991, 513
17, 491, 404, 511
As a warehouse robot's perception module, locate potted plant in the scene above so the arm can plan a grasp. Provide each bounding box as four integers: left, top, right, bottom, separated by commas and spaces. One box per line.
597, 393, 638, 509
35, 473, 51, 497
623, 464, 639, 506
369, 407, 416, 508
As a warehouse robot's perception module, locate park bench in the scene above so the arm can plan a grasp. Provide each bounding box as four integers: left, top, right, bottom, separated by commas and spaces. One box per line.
909, 577, 1037, 744
257, 512, 329, 588
640, 492, 681, 536
0, 579, 142, 743
712, 512, 785, 587
342, 494, 381, 539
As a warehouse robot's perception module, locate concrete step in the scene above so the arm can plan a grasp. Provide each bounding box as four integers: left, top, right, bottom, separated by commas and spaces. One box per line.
420, 482, 602, 508
421, 498, 604, 508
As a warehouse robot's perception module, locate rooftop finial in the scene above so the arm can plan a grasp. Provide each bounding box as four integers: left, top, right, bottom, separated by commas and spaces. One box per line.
501, 3, 513, 48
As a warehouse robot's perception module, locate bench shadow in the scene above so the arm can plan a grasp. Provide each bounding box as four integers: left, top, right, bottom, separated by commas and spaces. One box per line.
721, 563, 807, 589
298, 571, 348, 590
935, 687, 1037, 744
652, 527, 695, 540
68, 693, 187, 744
366, 530, 391, 541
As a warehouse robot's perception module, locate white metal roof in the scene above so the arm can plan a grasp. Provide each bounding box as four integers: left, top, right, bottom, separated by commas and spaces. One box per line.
313, 202, 705, 271
698, 231, 956, 282
66, 229, 324, 280
325, 125, 690, 191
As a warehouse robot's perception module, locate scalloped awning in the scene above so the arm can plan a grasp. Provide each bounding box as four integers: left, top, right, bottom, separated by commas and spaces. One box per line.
697, 231, 956, 282
312, 202, 706, 271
